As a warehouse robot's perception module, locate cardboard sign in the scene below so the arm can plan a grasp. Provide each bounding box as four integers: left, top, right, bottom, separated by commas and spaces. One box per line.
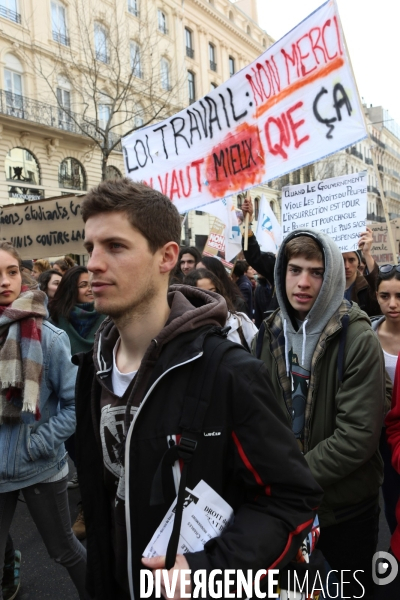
203, 216, 234, 268
368, 219, 400, 265
282, 172, 367, 252
122, 0, 367, 213
0, 195, 85, 259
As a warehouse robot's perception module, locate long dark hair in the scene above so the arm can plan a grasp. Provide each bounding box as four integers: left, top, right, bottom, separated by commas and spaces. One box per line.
184, 268, 236, 313
49, 266, 89, 323
198, 255, 245, 307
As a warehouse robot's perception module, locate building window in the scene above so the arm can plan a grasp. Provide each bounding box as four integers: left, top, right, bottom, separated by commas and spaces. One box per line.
59, 157, 86, 190
160, 57, 170, 90
51, 2, 69, 46
98, 101, 111, 130
237, 193, 244, 209
56, 75, 72, 130
185, 28, 194, 58
134, 103, 144, 128
270, 201, 276, 215
127, 0, 138, 17
209, 43, 216, 72
94, 23, 108, 63
228, 10, 234, 21
4, 54, 23, 117
254, 197, 260, 220
105, 165, 122, 179
6, 147, 43, 201
0, 0, 21, 24
210, 82, 217, 91
188, 70, 195, 104
246, 25, 251, 36
158, 9, 167, 34
135, 114, 144, 127
229, 56, 235, 77
262, 37, 266, 48
130, 42, 142, 78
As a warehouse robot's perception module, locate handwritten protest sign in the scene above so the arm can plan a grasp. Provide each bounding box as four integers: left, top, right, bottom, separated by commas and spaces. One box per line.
122, 0, 366, 213
205, 198, 243, 262
0, 195, 85, 259
282, 172, 367, 252
368, 219, 400, 264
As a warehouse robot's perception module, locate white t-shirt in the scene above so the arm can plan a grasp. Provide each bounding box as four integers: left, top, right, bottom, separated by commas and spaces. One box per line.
112, 339, 137, 397
383, 348, 398, 384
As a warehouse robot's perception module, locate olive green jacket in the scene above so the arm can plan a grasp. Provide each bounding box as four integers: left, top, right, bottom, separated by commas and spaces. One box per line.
253, 300, 386, 528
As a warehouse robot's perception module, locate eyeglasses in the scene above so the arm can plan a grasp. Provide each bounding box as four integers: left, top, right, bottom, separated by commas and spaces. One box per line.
379, 264, 400, 274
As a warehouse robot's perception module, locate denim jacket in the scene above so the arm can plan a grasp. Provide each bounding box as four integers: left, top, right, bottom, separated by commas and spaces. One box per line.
0, 320, 77, 492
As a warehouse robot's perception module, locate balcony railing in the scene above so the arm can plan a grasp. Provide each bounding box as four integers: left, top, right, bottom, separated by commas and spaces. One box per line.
186, 47, 194, 59
52, 30, 70, 46
0, 89, 122, 151
210, 60, 217, 72
367, 185, 380, 195
365, 157, 373, 165
385, 190, 400, 201
378, 163, 384, 172
371, 134, 386, 150
0, 4, 21, 24
350, 147, 363, 160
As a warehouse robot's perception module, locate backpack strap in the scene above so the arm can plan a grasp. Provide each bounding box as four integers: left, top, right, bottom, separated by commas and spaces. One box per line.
255, 321, 266, 359
148, 327, 233, 569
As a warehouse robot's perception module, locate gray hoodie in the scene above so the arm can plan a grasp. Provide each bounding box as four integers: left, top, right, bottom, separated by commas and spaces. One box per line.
274, 229, 345, 439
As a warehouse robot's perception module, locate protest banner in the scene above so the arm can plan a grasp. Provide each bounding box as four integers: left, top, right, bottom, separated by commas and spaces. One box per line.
0, 194, 85, 259
122, 0, 367, 213
281, 171, 367, 252
255, 195, 282, 253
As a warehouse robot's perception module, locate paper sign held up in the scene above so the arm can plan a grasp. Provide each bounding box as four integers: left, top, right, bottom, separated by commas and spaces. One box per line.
123, 0, 367, 213
282, 172, 367, 252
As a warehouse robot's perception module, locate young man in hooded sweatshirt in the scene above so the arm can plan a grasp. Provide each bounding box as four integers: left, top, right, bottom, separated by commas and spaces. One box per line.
73, 179, 322, 600
254, 229, 386, 600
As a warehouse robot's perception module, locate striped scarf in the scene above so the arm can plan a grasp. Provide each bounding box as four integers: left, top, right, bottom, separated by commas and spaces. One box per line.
0, 287, 47, 424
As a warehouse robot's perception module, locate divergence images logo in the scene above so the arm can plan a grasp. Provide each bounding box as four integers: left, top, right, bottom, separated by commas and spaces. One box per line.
372, 551, 399, 586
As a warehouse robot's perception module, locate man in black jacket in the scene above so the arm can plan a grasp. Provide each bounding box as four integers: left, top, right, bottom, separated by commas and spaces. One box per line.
75, 178, 322, 600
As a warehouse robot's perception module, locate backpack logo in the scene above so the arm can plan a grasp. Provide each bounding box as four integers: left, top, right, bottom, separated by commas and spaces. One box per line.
204, 431, 221, 437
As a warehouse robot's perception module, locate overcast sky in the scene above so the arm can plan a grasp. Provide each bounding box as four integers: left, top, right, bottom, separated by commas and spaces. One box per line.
256, 0, 400, 128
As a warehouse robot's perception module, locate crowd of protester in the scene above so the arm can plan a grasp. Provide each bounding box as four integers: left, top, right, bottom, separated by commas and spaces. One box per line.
2, 182, 400, 600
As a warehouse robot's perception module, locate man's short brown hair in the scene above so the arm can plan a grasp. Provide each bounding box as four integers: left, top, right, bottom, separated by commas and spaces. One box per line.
81, 178, 181, 253
285, 235, 323, 263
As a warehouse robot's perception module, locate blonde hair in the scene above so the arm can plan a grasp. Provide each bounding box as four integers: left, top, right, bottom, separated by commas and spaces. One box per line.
34, 259, 51, 274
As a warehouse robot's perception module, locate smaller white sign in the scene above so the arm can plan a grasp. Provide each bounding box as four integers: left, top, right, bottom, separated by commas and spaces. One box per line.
282, 172, 367, 252
256, 195, 282, 254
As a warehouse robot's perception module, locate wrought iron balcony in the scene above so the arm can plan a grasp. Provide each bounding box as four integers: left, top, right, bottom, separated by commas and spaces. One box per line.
186, 47, 194, 59
0, 4, 21, 24
378, 163, 384, 172
210, 61, 217, 72
52, 30, 70, 46
350, 147, 363, 160
367, 185, 380, 195
365, 157, 373, 165
0, 89, 122, 151
370, 134, 386, 150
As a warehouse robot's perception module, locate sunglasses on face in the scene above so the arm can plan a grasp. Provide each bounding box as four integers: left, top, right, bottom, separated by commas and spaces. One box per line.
379, 264, 400, 274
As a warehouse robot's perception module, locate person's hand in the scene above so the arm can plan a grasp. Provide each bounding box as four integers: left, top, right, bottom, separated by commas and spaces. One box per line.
141, 555, 191, 599
241, 197, 254, 219
358, 227, 373, 255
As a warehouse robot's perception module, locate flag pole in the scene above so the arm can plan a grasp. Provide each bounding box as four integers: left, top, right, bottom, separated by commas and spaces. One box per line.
243, 191, 250, 251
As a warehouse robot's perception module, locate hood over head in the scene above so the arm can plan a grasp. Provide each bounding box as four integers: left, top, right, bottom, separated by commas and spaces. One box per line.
274, 228, 345, 373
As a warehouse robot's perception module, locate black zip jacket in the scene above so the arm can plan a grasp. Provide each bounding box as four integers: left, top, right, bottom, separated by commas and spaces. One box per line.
74, 287, 322, 600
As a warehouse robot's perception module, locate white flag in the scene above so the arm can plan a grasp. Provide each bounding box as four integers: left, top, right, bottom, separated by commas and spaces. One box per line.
256, 195, 282, 254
